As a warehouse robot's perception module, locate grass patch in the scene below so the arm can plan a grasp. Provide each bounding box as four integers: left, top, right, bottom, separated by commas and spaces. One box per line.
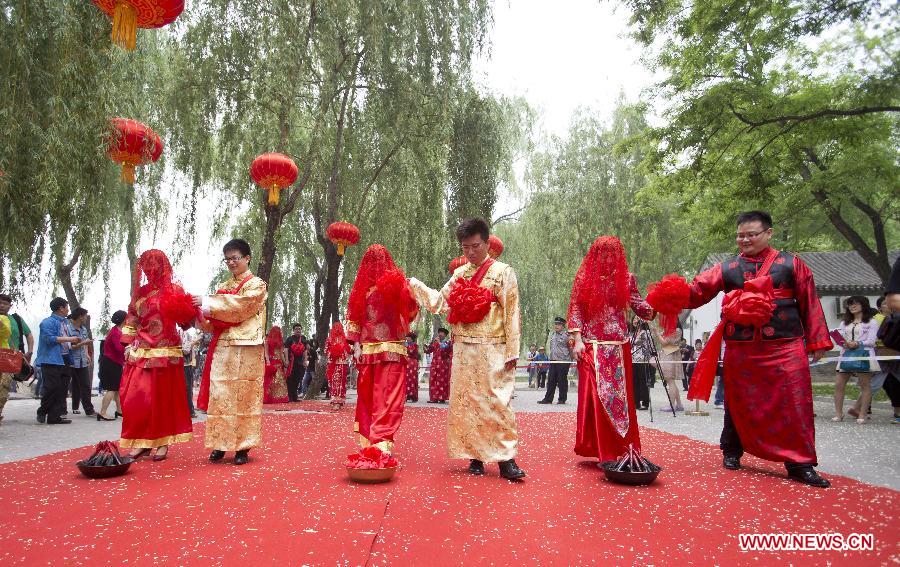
811, 383, 889, 402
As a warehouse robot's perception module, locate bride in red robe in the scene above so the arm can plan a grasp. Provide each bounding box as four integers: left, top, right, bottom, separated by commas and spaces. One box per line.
568, 237, 655, 462
119, 249, 194, 460
263, 326, 289, 404
325, 321, 352, 409
346, 244, 419, 454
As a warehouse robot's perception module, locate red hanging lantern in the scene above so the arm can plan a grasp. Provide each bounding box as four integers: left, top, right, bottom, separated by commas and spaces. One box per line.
107, 118, 163, 184
250, 153, 298, 207
448, 255, 467, 273
93, 0, 184, 51
488, 235, 504, 258
326, 222, 360, 256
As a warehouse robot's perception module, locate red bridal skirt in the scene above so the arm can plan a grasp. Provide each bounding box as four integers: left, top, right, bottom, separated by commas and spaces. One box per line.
328, 362, 348, 404
429, 359, 450, 402
119, 363, 193, 449
263, 362, 289, 404
354, 360, 406, 453
575, 343, 641, 462
724, 338, 817, 463
405, 358, 419, 401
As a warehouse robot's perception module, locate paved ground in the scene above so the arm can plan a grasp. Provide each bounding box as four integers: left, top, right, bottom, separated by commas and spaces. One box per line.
2, 381, 898, 489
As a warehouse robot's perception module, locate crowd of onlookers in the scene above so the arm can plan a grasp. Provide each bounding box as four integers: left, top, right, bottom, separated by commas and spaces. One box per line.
2, 274, 899, 426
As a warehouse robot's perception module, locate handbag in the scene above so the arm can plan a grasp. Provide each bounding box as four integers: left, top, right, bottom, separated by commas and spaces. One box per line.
0, 348, 24, 373
840, 325, 870, 372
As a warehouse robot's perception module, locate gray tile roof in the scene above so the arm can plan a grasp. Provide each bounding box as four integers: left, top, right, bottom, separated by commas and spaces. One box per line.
702, 250, 899, 295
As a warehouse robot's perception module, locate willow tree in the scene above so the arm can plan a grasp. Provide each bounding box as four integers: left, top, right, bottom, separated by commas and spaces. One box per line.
164, 1, 492, 343
0, 1, 167, 311
622, 0, 900, 283
500, 102, 683, 349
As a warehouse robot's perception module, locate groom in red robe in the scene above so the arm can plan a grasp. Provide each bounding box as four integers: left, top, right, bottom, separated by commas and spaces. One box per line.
686, 211, 832, 487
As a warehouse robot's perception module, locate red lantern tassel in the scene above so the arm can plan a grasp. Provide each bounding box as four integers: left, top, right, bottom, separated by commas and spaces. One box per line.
111, 1, 138, 51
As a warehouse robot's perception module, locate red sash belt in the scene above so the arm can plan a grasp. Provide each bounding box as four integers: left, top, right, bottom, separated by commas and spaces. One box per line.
196, 275, 254, 411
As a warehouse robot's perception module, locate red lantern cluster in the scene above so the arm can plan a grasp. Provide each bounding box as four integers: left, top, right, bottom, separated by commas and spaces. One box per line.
250, 153, 298, 207
93, 0, 184, 51
107, 118, 163, 184
326, 222, 361, 256
488, 235, 504, 259
448, 255, 467, 273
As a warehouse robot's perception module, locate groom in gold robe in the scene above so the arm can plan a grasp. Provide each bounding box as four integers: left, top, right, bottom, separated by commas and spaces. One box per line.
193, 238, 267, 465
410, 218, 525, 480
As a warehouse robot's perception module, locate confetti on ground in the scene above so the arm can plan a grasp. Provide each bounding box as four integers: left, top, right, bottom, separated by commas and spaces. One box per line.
0, 407, 896, 565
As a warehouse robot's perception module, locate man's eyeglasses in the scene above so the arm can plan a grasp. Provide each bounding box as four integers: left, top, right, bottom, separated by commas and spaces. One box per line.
222, 255, 247, 264
735, 230, 769, 241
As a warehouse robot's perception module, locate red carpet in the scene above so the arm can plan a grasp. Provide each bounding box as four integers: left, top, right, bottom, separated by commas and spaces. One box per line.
1, 407, 897, 565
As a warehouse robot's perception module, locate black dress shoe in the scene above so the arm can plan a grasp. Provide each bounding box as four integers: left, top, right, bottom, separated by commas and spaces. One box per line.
723, 456, 741, 470
36, 414, 46, 424
536, 400, 551, 405
498, 459, 526, 480
468, 459, 485, 475
115, 411, 123, 418
557, 401, 566, 405
72, 410, 81, 414
96, 413, 116, 422
234, 450, 250, 465
209, 450, 226, 462
48, 418, 72, 424
787, 467, 830, 488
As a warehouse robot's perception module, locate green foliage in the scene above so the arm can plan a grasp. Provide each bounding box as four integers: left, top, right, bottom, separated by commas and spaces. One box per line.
499, 102, 684, 349
163, 0, 502, 330
0, 0, 169, 307
621, 0, 900, 281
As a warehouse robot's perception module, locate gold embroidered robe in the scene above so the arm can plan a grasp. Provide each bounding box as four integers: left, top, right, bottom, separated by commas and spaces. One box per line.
410, 259, 522, 462
198, 272, 267, 452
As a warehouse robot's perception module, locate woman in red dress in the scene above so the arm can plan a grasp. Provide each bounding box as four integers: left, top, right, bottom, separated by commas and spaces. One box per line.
263, 326, 289, 404
568, 236, 655, 462
405, 332, 420, 402
326, 322, 352, 409
119, 249, 194, 461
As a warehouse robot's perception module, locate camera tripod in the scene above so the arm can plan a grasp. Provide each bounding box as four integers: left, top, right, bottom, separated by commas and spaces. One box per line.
630, 320, 678, 421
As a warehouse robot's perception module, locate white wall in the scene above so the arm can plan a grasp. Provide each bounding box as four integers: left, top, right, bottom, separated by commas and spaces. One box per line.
682, 293, 881, 348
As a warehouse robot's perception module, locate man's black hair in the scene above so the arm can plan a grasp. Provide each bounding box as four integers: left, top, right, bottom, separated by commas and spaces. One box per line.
50, 297, 68, 312
223, 238, 252, 258
455, 218, 490, 242
292, 323, 302, 330
0, 293, 11, 303
736, 210, 773, 229
69, 307, 88, 320
111, 310, 127, 325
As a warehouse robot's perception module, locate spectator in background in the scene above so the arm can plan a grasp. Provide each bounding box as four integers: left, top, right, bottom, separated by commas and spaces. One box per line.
534, 347, 549, 389
97, 310, 126, 421
629, 316, 652, 410
679, 337, 695, 391
657, 324, 684, 412
35, 298, 80, 424
0, 312, 10, 424
526, 344, 538, 388
539, 317, 573, 405
849, 296, 900, 423
301, 336, 320, 397
67, 308, 95, 416
284, 323, 306, 401
833, 296, 880, 424
179, 326, 200, 418
0, 293, 34, 421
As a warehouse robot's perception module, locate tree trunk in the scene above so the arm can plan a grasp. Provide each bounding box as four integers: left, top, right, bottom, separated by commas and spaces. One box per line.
56, 246, 82, 311
303, 246, 342, 400
256, 204, 282, 284
797, 150, 893, 285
